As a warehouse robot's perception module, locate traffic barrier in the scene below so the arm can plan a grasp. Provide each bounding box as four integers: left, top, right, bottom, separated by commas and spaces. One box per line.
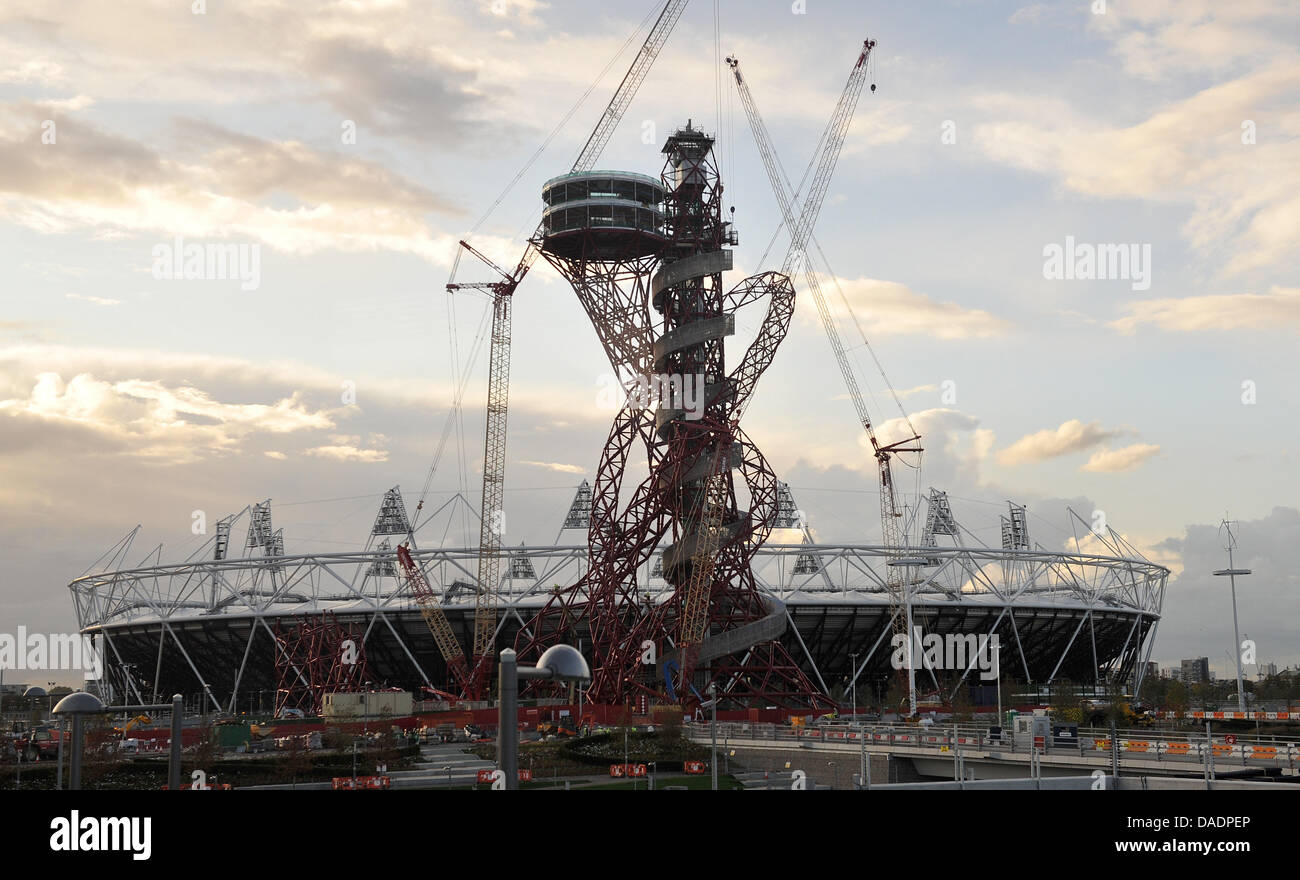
684, 761, 708, 774
332, 776, 389, 790
1124, 741, 1149, 753
477, 768, 531, 784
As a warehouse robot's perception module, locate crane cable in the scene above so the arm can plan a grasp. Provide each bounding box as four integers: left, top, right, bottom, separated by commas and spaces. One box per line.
414, 297, 494, 530
751, 57, 917, 443
462, 0, 665, 239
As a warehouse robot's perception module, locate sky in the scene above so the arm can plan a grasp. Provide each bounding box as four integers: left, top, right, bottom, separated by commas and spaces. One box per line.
1, 0, 1298, 683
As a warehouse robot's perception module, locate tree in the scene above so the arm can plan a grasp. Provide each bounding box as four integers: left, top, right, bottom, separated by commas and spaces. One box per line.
1050, 678, 1084, 724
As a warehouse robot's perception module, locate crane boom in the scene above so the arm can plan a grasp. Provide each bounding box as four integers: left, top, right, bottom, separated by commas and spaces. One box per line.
396, 543, 471, 690
728, 43, 923, 704
448, 0, 694, 698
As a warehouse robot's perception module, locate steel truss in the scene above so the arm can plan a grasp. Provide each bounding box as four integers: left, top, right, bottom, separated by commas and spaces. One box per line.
70, 538, 1166, 710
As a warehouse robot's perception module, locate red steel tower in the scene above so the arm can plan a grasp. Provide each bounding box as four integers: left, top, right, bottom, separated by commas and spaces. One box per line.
517, 122, 831, 711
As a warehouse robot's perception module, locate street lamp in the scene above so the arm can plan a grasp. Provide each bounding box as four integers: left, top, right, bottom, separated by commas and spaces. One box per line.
54, 692, 183, 790
849, 652, 858, 719
707, 682, 718, 791
1213, 519, 1251, 714
497, 645, 590, 791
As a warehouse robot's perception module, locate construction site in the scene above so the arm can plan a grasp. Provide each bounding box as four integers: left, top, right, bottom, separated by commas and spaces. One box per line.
9, 1, 1297, 796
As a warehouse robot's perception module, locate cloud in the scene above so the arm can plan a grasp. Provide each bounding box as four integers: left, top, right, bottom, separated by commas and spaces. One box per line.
1080, 442, 1161, 473
997, 419, 1126, 466
971, 62, 1300, 277
1110, 286, 1300, 334
814, 275, 1011, 339
0, 103, 469, 264
1153, 506, 1300, 669
1088, 0, 1300, 81
64, 293, 120, 307
304, 444, 388, 463
0, 372, 336, 463
518, 459, 586, 475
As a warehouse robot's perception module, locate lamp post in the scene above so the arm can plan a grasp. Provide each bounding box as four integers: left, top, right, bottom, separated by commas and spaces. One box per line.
849, 652, 858, 719
53, 692, 181, 791
1213, 519, 1251, 714
708, 682, 718, 791
497, 645, 590, 791
888, 557, 932, 718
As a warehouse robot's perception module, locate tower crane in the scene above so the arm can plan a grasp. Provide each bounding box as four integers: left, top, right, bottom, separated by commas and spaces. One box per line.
728, 41, 925, 712
441, 0, 692, 699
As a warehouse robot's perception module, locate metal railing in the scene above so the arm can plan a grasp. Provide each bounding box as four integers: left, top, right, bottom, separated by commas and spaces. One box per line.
685, 720, 1300, 771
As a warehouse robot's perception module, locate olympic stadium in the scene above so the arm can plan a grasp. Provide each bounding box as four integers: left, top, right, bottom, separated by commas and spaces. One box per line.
69, 487, 1168, 713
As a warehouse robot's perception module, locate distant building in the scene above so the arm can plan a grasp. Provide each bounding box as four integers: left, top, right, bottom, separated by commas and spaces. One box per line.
1181, 657, 1210, 684
1259, 662, 1278, 679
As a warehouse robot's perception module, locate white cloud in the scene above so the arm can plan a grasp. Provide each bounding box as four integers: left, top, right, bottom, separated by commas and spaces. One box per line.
304, 445, 388, 463
0, 372, 335, 463
517, 459, 585, 474
971, 63, 1300, 277
997, 419, 1127, 466
64, 293, 120, 307
1081, 443, 1161, 473
814, 274, 1011, 339
1110, 286, 1300, 334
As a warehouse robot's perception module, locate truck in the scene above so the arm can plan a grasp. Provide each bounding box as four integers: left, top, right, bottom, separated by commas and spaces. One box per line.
17, 725, 65, 762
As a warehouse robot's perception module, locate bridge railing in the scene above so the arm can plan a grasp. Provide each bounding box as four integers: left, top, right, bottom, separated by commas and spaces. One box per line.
685, 721, 1299, 769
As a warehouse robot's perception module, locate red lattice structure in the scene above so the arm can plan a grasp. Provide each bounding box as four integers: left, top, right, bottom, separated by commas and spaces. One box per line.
273, 613, 371, 717
516, 123, 832, 712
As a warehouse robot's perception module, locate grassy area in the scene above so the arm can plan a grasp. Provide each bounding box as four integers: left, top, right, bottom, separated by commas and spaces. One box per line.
471, 727, 712, 778
0, 743, 422, 790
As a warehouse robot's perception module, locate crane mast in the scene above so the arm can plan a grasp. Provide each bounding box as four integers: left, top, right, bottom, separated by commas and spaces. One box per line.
445, 0, 693, 698
728, 40, 923, 706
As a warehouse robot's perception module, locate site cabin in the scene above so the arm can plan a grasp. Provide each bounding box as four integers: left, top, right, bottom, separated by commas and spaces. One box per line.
321, 691, 413, 720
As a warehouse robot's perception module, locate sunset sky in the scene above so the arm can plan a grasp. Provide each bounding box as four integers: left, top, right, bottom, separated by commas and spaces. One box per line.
2, 0, 1298, 681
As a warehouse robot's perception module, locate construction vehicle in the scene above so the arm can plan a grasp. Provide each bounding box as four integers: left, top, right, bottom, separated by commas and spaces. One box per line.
1083, 698, 1153, 729
537, 716, 578, 738
114, 714, 150, 735
17, 725, 64, 762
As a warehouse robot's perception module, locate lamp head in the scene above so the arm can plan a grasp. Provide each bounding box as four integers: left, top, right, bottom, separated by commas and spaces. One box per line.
535, 644, 591, 683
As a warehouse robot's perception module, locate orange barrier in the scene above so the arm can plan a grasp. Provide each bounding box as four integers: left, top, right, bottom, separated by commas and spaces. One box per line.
476, 768, 532, 784
332, 775, 390, 790
1166, 742, 1191, 756
683, 761, 708, 774
1124, 741, 1150, 753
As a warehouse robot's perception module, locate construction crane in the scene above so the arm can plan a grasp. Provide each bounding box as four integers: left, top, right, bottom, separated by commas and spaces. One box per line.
396, 543, 472, 692
728, 41, 925, 712
444, 0, 692, 699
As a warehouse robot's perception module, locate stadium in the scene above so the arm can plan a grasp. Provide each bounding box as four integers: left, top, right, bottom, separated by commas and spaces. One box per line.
69, 487, 1168, 714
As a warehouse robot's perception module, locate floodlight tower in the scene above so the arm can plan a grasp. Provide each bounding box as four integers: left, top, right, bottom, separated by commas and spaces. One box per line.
1213, 518, 1251, 713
